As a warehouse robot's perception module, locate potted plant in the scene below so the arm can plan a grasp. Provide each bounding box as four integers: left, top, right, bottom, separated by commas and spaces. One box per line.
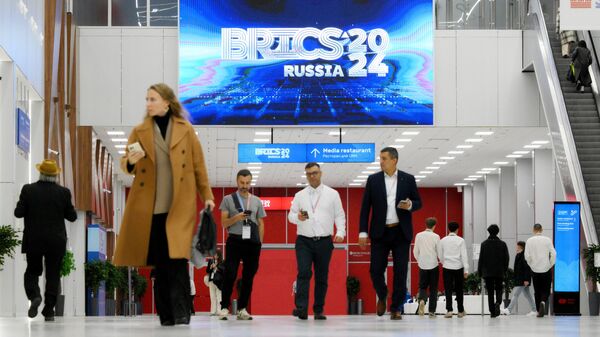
502, 268, 515, 309
346, 276, 360, 315
55, 250, 76, 316
0, 225, 21, 270
85, 260, 108, 316
583, 244, 600, 315
133, 272, 148, 315
465, 272, 481, 295
104, 261, 125, 316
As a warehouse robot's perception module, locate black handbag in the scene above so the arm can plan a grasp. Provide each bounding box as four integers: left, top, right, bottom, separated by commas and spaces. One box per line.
230, 192, 261, 243
212, 263, 226, 290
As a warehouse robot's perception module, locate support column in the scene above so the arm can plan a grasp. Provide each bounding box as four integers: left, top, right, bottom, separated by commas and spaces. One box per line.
499, 165, 517, 259
516, 158, 534, 242
533, 149, 555, 240
485, 173, 500, 226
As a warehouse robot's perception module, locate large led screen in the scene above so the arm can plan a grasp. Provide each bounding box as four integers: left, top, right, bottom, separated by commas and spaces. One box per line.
179, 0, 433, 125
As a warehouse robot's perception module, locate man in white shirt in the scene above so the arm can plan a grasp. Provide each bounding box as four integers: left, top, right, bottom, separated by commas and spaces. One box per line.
413, 217, 440, 317
524, 223, 556, 318
438, 221, 469, 318
288, 163, 346, 320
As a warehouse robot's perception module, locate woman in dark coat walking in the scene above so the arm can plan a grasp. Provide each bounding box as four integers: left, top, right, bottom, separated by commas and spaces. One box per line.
571, 40, 593, 93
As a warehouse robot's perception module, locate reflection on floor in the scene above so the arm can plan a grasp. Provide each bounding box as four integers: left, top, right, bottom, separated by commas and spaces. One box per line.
0, 314, 597, 337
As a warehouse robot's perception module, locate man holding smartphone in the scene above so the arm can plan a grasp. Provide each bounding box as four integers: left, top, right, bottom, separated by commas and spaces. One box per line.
288, 163, 346, 320
217, 169, 266, 320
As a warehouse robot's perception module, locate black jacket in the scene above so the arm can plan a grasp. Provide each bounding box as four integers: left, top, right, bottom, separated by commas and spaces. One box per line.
513, 251, 532, 285
478, 235, 509, 278
14, 181, 77, 253
359, 170, 422, 242
196, 209, 216, 256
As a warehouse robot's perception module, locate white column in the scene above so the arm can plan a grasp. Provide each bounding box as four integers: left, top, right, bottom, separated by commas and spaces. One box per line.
64, 211, 86, 316
499, 165, 517, 261
533, 149, 555, 240
472, 181, 487, 245
485, 174, 500, 226
516, 158, 534, 242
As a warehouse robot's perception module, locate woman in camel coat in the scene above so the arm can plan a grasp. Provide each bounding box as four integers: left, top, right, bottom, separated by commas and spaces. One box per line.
113, 83, 214, 326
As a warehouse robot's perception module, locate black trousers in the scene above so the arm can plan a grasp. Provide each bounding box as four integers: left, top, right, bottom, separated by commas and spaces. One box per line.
484, 277, 503, 314
148, 213, 190, 323
443, 268, 464, 312
24, 238, 66, 316
294, 235, 334, 314
532, 270, 552, 312
220, 235, 261, 310
370, 226, 410, 313
418, 266, 439, 313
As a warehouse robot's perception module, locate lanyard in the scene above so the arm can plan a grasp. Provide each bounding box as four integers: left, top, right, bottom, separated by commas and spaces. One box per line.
236, 192, 251, 211
309, 188, 322, 214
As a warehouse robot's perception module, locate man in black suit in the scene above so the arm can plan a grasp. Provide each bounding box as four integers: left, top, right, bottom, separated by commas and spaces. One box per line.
14, 159, 77, 321
359, 147, 422, 320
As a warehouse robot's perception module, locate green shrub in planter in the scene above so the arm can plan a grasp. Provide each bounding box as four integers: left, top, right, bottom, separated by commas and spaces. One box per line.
583, 244, 600, 290
0, 225, 21, 270
85, 260, 108, 297
104, 261, 126, 298
60, 250, 76, 277
465, 272, 481, 294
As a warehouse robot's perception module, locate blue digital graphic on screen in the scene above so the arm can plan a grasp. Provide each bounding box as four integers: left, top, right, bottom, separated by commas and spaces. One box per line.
553, 202, 580, 293
179, 0, 433, 125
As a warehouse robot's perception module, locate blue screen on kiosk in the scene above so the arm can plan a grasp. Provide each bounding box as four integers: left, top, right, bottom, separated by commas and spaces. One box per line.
179, 0, 433, 125
553, 202, 580, 292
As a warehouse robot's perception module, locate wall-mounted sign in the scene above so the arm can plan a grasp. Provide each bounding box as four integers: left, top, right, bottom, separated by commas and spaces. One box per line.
16, 108, 30, 153
239, 143, 375, 163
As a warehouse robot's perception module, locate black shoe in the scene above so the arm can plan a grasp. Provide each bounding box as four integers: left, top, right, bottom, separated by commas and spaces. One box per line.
292, 308, 308, 320
314, 313, 327, 320
28, 297, 42, 318
44, 316, 55, 322
174, 316, 190, 325
160, 320, 175, 326
537, 302, 545, 318
494, 303, 501, 317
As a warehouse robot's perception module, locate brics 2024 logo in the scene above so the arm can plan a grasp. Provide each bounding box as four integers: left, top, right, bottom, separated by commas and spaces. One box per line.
222, 28, 389, 78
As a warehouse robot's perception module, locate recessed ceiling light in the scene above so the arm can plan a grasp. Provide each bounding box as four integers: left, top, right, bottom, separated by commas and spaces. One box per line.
118, 150, 125, 154
524, 144, 542, 149
296, 183, 307, 186
469, 175, 482, 178
250, 171, 260, 174
111, 138, 128, 142
301, 175, 306, 178
476, 171, 487, 174
253, 138, 270, 142
481, 168, 496, 171
513, 151, 529, 154
389, 144, 405, 149
464, 178, 478, 181
494, 161, 509, 165
415, 179, 421, 182
532, 140, 549, 144
475, 131, 494, 136
328, 131, 346, 136
454, 183, 468, 186
107, 131, 125, 136
415, 175, 426, 178
506, 154, 522, 158
456, 145, 473, 149
251, 183, 256, 186
362, 171, 375, 174
255, 131, 271, 136
115, 144, 126, 149
432, 162, 447, 165
395, 138, 412, 142
366, 166, 379, 170
440, 156, 455, 160
349, 183, 363, 186
371, 161, 379, 164
248, 162, 262, 165
420, 171, 433, 174
426, 166, 440, 170
357, 175, 368, 178
402, 131, 420, 135
465, 138, 483, 143
353, 179, 367, 182
247, 166, 262, 169
448, 151, 464, 154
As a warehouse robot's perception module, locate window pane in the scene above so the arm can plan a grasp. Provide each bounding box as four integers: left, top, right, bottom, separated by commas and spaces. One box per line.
74, 0, 108, 26
112, 0, 148, 26
150, 0, 178, 27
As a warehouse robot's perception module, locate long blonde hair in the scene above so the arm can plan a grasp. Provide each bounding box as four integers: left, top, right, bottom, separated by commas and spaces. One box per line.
147, 83, 189, 120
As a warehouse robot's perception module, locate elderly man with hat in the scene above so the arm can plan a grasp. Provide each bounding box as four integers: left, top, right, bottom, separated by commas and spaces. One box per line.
14, 159, 77, 321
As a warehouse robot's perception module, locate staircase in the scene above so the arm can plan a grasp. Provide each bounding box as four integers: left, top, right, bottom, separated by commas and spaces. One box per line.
547, 30, 600, 232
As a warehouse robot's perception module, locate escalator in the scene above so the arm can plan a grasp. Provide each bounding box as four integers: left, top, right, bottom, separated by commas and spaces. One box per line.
526, 0, 600, 246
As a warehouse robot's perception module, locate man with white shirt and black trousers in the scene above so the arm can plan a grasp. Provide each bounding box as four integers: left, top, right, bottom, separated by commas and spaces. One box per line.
525, 223, 556, 318
359, 147, 422, 320
413, 217, 440, 317
289, 163, 346, 320
438, 221, 469, 318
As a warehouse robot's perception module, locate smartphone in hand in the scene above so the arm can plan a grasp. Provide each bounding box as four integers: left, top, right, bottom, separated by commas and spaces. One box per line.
301, 210, 309, 219
127, 142, 143, 153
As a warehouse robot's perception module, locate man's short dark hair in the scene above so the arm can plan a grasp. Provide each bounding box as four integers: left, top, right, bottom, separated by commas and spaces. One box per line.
533, 223, 542, 232
487, 224, 499, 236
517, 241, 526, 249
380, 147, 398, 160
448, 221, 459, 233
237, 169, 252, 179
425, 217, 437, 229
305, 162, 320, 170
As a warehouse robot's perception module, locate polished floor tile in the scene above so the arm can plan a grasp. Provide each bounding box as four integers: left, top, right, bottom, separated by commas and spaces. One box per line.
0, 314, 598, 337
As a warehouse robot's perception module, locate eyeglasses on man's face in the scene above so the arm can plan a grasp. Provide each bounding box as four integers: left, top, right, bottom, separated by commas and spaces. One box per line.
305, 171, 321, 177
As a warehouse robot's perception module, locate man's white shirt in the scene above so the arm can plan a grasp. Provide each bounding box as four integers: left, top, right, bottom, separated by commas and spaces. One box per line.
413, 229, 440, 270
438, 233, 469, 272
525, 234, 556, 273
288, 184, 346, 238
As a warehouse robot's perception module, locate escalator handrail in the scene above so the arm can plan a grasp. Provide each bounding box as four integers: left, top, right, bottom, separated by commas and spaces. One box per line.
528, 0, 598, 248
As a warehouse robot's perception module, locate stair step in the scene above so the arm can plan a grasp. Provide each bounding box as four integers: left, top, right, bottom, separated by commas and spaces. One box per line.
567, 105, 598, 111
580, 161, 600, 168
578, 148, 600, 155
563, 92, 595, 99
566, 98, 596, 105
572, 129, 600, 136
569, 111, 600, 118
569, 117, 600, 124
573, 135, 600, 142
582, 167, 600, 174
